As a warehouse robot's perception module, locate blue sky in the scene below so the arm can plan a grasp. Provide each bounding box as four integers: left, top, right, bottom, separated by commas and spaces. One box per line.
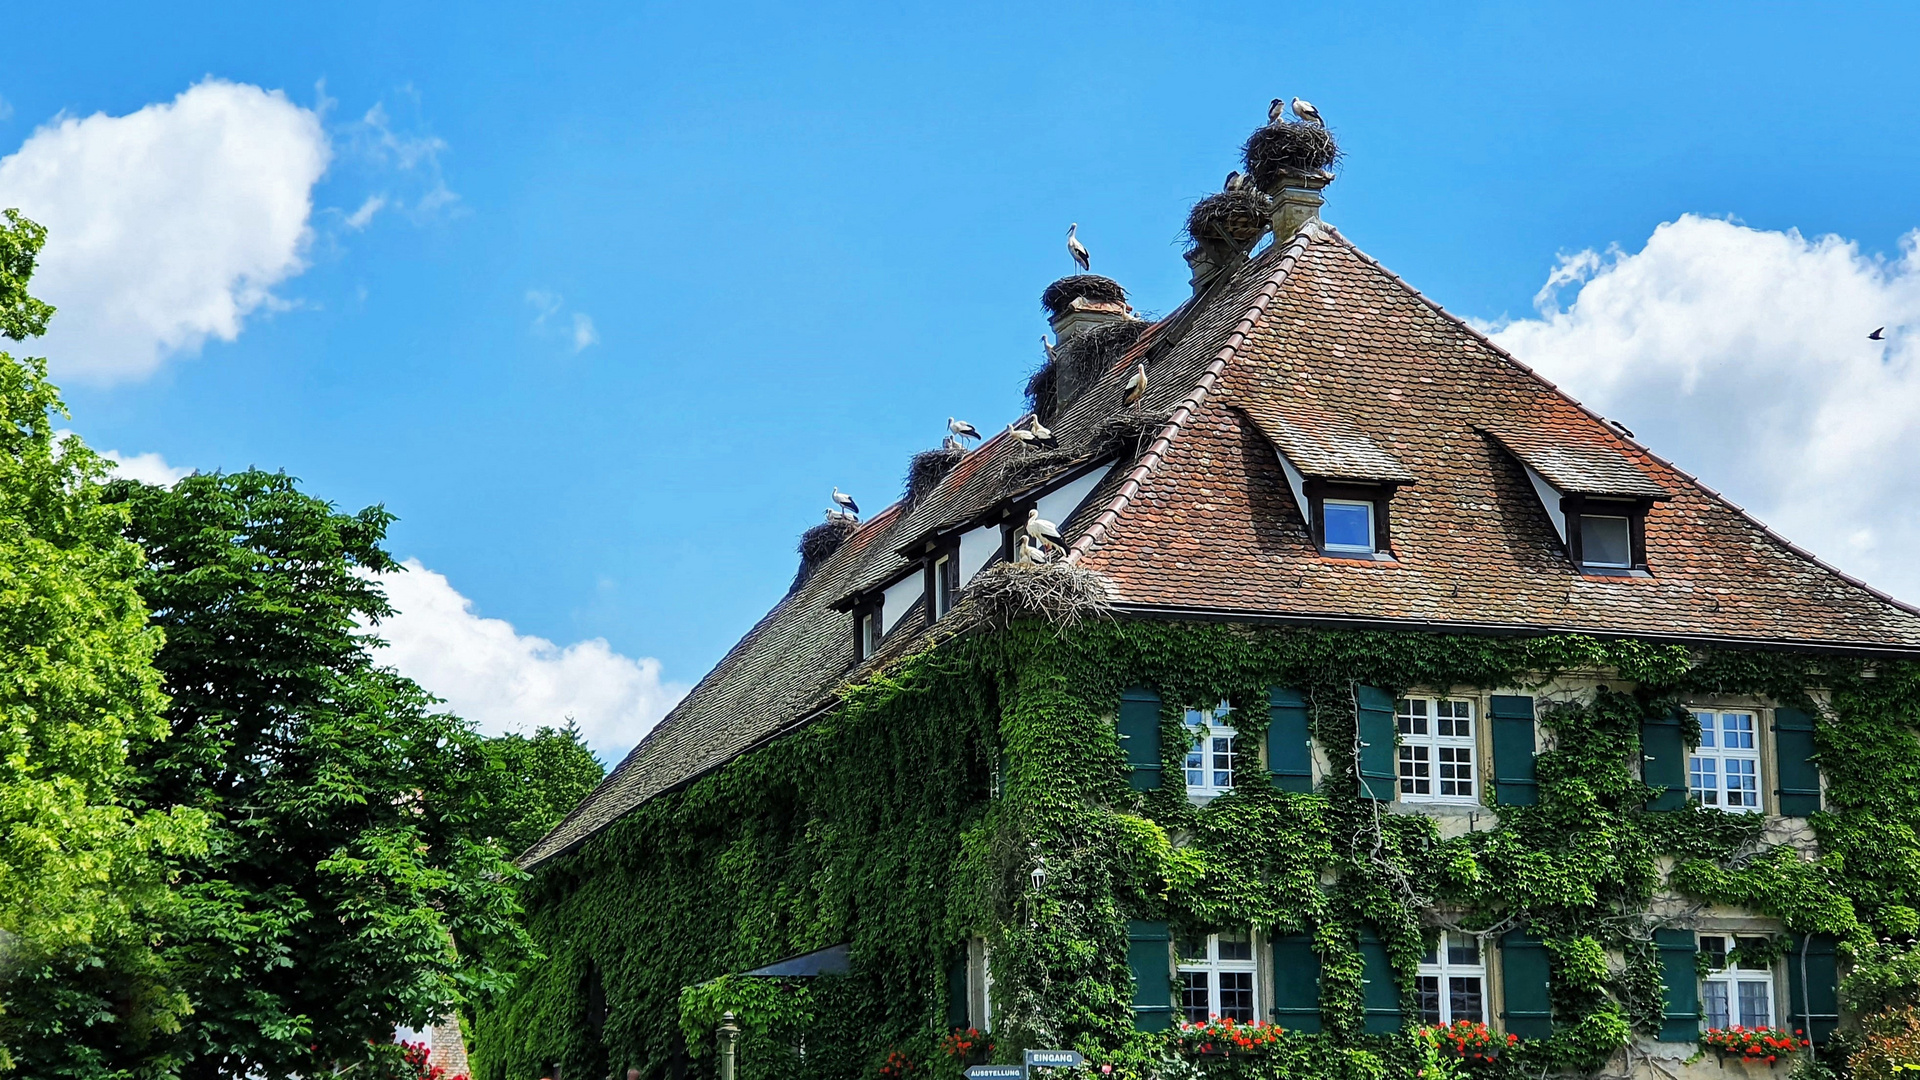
6, 2, 1920, 753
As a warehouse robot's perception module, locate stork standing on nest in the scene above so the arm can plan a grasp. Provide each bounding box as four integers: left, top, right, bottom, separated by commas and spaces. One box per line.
1041, 335, 1057, 363
1123, 362, 1149, 406
948, 417, 981, 445
1024, 508, 1064, 555
1026, 416, 1056, 448
1291, 97, 1323, 126
1268, 98, 1287, 126
1015, 531, 1052, 565
831, 487, 860, 518
1066, 223, 1091, 272
1007, 423, 1036, 446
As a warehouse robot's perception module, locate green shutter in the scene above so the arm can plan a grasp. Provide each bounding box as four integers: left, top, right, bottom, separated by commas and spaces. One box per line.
1119, 688, 1164, 791
1127, 920, 1173, 1031
1356, 685, 1397, 801
1489, 695, 1539, 807
1773, 707, 1822, 816
1268, 687, 1313, 793
1270, 933, 1322, 1033
1358, 928, 1402, 1034
947, 949, 970, 1029
1786, 933, 1840, 1044
1500, 929, 1553, 1039
1654, 929, 1699, 1042
1641, 714, 1689, 811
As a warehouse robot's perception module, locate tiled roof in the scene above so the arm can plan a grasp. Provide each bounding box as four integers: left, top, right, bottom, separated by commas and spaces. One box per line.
1481, 426, 1669, 499
522, 218, 1920, 869
1240, 399, 1416, 483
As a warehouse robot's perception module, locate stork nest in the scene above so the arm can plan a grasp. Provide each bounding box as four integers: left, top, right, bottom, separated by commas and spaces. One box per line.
903, 446, 966, 508
960, 561, 1115, 634
994, 446, 1079, 498
1091, 407, 1174, 460
792, 514, 859, 592
1241, 122, 1341, 191
1040, 274, 1128, 318
1026, 319, 1149, 417
1186, 189, 1275, 245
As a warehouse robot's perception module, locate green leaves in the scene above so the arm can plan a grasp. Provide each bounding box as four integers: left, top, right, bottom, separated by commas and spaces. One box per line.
0, 210, 55, 342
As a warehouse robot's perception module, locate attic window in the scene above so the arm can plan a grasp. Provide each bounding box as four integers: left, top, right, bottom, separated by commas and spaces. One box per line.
1237, 402, 1414, 562
930, 553, 956, 617
1322, 500, 1376, 554
1566, 497, 1647, 574
1306, 483, 1394, 559
1578, 513, 1632, 569
858, 608, 881, 659
1481, 427, 1671, 577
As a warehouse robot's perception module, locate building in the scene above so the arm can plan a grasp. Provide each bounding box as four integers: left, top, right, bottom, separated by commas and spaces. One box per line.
482, 121, 1920, 1080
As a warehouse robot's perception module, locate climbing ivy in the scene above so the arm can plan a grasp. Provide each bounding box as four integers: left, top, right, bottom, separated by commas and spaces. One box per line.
474, 620, 1918, 1080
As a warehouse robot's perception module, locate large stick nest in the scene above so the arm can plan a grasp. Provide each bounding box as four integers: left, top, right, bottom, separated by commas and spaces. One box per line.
960, 561, 1116, 633
902, 446, 966, 508
1025, 319, 1148, 417
993, 446, 1079, 499
792, 515, 859, 591
1040, 275, 1128, 318
1090, 407, 1174, 460
1241, 122, 1342, 191
1186, 189, 1275, 245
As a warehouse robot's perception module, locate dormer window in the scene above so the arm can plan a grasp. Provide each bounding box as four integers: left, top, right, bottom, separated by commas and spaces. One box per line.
858, 606, 881, 659
1577, 511, 1632, 569
1482, 428, 1671, 577
927, 551, 959, 618
1321, 497, 1378, 554
1239, 402, 1414, 562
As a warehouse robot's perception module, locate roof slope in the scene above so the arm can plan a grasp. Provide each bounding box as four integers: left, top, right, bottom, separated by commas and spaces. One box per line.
1076, 226, 1920, 650
524, 220, 1920, 869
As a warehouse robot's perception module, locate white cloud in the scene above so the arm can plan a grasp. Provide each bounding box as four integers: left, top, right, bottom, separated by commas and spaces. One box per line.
526, 289, 598, 352
100, 446, 192, 486
369, 559, 686, 757
0, 96, 13, 122
1490, 214, 1920, 605
345, 99, 457, 220
0, 79, 330, 382
343, 194, 386, 230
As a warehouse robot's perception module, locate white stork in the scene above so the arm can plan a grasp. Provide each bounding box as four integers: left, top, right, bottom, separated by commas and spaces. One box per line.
1014, 531, 1051, 565
1027, 417, 1057, 448
832, 487, 860, 517
1024, 507, 1064, 551
948, 417, 981, 443
1041, 335, 1057, 364
1225, 170, 1248, 193
1268, 98, 1286, 126
1066, 223, 1091, 272
1291, 97, 1323, 126
1122, 362, 1149, 406
1007, 423, 1037, 446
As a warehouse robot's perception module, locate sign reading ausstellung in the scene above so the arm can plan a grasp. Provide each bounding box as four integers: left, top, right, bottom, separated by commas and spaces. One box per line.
1025, 1050, 1085, 1068
964, 1067, 1026, 1079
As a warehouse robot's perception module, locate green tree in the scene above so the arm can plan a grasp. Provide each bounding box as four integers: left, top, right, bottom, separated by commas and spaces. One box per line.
16, 471, 537, 1078
470, 724, 605, 858
0, 209, 203, 1071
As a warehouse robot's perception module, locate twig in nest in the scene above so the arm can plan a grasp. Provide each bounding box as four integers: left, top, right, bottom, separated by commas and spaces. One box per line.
1040, 274, 1127, 318
959, 562, 1116, 635
994, 447, 1079, 498
1090, 408, 1173, 461
1186, 189, 1274, 246
902, 446, 966, 508
1241, 122, 1342, 191
792, 515, 858, 591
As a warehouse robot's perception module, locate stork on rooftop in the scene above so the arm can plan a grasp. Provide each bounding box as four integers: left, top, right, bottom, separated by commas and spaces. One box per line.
1123, 362, 1148, 406
1007, 423, 1036, 446
948, 417, 981, 444
1024, 508, 1064, 553
832, 487, 860, 517
1026, 416, 1056, 448
1066, 224, 1091, 271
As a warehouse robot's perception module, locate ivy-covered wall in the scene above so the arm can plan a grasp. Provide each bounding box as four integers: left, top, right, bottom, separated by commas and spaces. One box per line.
476, 621, 1920, 1080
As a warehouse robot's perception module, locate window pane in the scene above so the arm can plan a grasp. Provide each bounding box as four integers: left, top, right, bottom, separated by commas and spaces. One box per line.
1738, 981, 1770, 1028
1703, 982, 1730, 1030
1399, 745, 1431, 794
1212, 736, 1235, 788
1691, 756, 1718, 804
1323, 501, 1374, 552
1700, 936, 1728, 970
1178, 937, 1207, 962
1181, 972, 1210, 1024
1449, 977, 1484, 1024
1446, 936, 1479, 966
1439, 746, 1473, 797
1723, 713, 1755, 749
1726, 758, 1758, 808
1415, 975, 1442, 1025
1579, 514, 1632, 567
1695, 712, 1716, 748
1217, 931, 1252, 961
1186, 746, 1204, 787
1219, 971, 1255, 1022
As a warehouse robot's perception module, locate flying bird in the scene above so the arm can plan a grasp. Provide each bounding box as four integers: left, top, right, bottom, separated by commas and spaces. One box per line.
1225, 170, 1248, 192
948, 417, 981, 443
1024, 508, 1064, 551
1066, 223, 1091, 272
1870, 326, 1886, 340
832, 488, 860, 517
1026, 417, 1057, 448
1291, 97, 1323, 126
1268, 98, 1287, 125
1122, 362, 1149, 406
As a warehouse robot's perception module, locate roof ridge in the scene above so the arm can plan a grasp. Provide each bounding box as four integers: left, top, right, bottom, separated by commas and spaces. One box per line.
1067, 223, 1322, 561
1320, 225, 1920, 621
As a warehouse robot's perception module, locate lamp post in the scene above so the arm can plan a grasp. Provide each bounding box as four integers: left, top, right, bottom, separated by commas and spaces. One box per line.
718, 1011, 740, 1080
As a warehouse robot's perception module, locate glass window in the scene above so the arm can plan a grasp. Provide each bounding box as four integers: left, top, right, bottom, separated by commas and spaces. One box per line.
1689, 711, 1762, 813
1699, 934, 1773, 1030
1416, 932, 1486, 1025
1178, 930, 1258, 1024
861, 611, 881, 656
1184, 703, 1237, 799
1398, 697, 1477, 804
933, 556, 952, 616
1322, 500, 1375, 553
1579, 515, 1632, 568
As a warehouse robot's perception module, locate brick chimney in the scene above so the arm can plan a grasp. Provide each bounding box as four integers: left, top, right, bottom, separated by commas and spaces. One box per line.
1271, 171, 1331, 238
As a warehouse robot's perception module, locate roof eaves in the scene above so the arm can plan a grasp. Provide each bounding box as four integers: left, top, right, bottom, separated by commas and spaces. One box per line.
1322, 225, 1920, 621
1068, 222, 1322, 562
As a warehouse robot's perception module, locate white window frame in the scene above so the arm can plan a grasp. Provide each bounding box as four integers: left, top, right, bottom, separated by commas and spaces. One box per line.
933, 554, 953, 617
1690, 710, 1762, 813
1177, 930, 1258, 1024
860, 610, 881, 657
1397, 697, 1479, 805
1699, 934, 1774, 1030
1416, 932, 1487, 1025
1578, 513, 1633, 568
1322, 499, 1376, 553
1184, 703, 1237, 799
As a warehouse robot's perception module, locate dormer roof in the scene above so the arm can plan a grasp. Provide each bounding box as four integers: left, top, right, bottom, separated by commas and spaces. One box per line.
1480, 426, 1671, 500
